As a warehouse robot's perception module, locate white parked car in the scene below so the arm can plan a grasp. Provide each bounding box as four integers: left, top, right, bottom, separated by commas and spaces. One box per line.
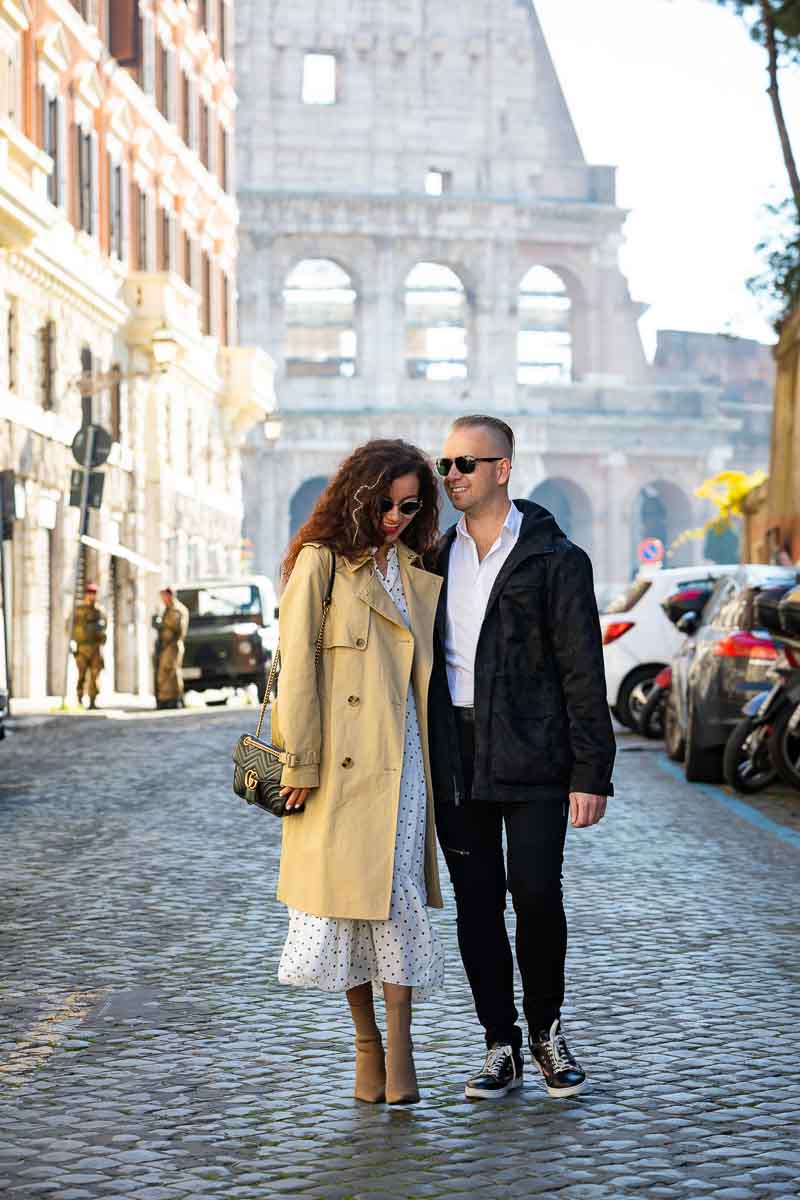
600, 564, 738, 728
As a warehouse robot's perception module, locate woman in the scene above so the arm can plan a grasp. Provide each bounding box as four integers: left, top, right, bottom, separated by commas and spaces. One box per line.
272, 439, 444, 1105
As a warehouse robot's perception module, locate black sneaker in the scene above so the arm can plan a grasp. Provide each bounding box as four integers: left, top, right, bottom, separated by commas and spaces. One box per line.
464, 1043, 524, 1100
529, 1019, 586, 1098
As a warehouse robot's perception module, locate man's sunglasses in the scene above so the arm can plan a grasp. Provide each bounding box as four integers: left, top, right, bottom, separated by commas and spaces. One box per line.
378, 497, 423, 516
435, 456, 504, 476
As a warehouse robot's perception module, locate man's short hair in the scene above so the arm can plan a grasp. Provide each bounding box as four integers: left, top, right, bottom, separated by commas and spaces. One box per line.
451, 415, 515, 461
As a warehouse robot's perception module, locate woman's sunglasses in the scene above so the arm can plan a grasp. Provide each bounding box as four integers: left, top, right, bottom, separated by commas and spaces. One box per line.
435, 456, 504, 476
378, 497, 423, 516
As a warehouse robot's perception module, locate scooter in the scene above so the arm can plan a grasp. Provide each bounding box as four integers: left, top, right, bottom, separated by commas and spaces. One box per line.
723, 657, 800, 793
636, 665, 671, 739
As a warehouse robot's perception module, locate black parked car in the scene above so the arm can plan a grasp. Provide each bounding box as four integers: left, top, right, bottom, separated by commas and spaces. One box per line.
668, 565, 799, 782
176, 576, 279, 701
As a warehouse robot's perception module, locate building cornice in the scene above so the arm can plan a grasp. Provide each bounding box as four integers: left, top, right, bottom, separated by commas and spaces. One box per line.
238, 189, 625, 245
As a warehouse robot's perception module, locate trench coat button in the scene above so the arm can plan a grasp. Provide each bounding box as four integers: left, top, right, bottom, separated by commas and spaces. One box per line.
341, 756, 354, 768
355, 637, 366, 648
347, 695, 360, 706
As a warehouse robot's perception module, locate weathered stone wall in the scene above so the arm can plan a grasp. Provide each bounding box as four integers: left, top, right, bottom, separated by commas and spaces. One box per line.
237, 0, 766, 587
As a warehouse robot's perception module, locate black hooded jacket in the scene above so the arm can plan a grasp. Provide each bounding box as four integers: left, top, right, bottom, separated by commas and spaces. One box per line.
428, 499, 616, 806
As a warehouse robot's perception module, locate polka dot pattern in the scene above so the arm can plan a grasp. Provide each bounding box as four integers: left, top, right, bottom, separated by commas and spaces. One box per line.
278, 545, 444, 999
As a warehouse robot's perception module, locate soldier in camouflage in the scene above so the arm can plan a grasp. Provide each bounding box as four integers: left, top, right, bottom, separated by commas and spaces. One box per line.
72, 583, 107, 709
153, 587, 190, 709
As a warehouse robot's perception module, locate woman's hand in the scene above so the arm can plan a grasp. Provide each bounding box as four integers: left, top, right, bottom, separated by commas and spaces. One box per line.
280, 785, 312, 812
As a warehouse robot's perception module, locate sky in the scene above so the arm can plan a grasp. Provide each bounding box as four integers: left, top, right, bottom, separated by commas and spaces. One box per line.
534, 0, 800, 357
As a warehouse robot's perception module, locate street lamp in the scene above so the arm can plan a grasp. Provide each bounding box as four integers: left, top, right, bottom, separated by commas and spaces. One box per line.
150, 324, 179, 371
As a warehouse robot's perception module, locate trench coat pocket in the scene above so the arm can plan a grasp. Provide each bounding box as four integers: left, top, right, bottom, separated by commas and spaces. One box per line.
323, 606, 370, 650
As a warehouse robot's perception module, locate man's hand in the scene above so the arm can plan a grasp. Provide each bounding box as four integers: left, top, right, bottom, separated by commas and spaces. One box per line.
569, 792, 606, 828
280, 785, 312, 812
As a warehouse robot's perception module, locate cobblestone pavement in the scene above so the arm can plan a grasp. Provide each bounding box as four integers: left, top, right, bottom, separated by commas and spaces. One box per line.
1, 714, 798, 1200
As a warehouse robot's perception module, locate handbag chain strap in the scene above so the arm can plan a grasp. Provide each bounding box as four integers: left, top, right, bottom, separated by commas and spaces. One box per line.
254, 549, 336, 741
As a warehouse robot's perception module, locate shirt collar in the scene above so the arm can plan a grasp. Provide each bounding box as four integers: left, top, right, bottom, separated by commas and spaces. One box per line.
456, 502, 521, 544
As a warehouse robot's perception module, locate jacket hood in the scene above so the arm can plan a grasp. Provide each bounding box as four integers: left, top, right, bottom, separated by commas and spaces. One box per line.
513, 499, 567, 554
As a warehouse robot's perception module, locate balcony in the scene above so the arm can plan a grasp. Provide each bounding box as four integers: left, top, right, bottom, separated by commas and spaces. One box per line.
0, 117, 57, 248
122, 271, 202, 354
218, 346, 278, 439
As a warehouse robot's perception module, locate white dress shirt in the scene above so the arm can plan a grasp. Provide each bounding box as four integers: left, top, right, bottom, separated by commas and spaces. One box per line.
444, 502, 523, 707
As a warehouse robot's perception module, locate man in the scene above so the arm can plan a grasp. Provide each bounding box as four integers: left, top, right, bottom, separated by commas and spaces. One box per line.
72, 583, 107, 709
428, 415, 615, 1101
152, 587, 190, 709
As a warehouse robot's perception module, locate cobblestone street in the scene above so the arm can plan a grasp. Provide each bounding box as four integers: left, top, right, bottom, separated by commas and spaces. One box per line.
1, 711, 799, 1200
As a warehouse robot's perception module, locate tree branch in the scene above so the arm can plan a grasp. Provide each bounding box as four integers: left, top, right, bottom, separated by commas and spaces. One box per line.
760, 0, 800, 213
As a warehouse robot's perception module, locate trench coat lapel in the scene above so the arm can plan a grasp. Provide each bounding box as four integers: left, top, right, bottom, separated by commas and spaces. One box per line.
356, 563, 408, 630
397, 544, 442, 663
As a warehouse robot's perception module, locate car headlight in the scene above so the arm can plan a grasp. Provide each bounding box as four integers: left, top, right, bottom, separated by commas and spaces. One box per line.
238, 640, 253, 655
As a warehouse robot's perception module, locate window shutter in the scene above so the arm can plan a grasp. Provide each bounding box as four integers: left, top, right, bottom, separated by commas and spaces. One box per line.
166, 47, 175, 123
142, 15, 155, 95
56, 99, 66, 210
90, 130, 99, 238
109, 0, 138, 66
120, 161, 130, 266
188, 80, 197, 151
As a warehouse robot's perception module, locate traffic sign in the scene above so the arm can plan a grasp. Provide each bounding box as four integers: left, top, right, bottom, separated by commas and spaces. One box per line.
69, 469, 105, 510
637, 537, 664, 565
71, 424, 113, 469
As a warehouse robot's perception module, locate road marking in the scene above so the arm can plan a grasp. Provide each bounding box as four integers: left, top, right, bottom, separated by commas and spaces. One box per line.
656, 757, 800, 850
0, 990, 102, 1086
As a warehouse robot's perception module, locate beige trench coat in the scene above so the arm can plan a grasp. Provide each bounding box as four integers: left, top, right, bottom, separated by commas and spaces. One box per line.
271, 541, 444, 921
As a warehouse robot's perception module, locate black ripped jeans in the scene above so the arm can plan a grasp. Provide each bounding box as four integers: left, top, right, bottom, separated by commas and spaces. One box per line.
435, 714, 569, 1050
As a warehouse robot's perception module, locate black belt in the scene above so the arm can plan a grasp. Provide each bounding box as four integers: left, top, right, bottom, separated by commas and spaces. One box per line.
453, 706, 475, 723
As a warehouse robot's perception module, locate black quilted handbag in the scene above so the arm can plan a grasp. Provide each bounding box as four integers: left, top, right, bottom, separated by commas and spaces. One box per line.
231, 551, 335, 817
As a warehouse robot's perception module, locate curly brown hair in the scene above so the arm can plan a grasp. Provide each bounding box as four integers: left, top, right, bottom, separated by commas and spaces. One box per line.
282, 439, 441, 581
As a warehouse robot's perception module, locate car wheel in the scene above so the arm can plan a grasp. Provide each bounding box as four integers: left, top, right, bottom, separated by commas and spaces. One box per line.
616, 666, 662, 730
684, 697, 723, 783
637, 685, 665, 739
664, 691, 685, 761
768, 702, 800, 790
723, 718, 776, 793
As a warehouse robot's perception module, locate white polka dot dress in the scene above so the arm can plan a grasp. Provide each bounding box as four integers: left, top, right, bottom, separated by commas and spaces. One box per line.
278, 545, 444, 999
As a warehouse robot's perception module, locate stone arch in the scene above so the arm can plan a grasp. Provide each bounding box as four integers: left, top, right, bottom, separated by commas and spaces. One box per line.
634, 479, 694, 568
517, 266, 573, 384
529, 477, 593, 556
289, 476, 329, 535
283, 258, 358, 378
404, 262, 468, 381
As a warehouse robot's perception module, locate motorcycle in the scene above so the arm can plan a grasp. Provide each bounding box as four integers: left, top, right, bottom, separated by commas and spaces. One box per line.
636, 665, 671, 739
723, 685, 780, 793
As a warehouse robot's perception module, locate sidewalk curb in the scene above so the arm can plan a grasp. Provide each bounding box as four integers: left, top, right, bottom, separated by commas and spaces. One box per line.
656, 755, 800, 851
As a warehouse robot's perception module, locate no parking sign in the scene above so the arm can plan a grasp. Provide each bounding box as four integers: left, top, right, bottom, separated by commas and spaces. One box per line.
637, 537, 664, 565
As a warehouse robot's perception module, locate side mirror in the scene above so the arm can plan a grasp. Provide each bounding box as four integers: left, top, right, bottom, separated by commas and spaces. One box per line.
676, 611, 699, 635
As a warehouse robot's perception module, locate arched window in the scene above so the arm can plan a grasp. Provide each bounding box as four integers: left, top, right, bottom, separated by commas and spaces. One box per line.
283, 259, 357, 378
290, 476, 330, 535
517, 266, 572, 384
404, 263, 467, 381
635, 481, 693, 568
529, 478, 593, 556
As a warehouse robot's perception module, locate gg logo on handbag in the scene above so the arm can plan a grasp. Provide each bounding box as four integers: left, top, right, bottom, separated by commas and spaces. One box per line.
244, 769, 259, 790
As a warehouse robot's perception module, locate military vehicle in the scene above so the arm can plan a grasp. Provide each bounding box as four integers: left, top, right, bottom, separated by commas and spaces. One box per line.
176, 576, 278, 701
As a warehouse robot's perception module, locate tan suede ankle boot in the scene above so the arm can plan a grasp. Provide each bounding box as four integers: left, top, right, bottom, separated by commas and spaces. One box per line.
385, 1000, 420, 1105
348, 996, 386, 1103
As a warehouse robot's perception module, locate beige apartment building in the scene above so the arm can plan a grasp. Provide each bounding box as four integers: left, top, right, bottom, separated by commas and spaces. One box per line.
0, 0, 275, 702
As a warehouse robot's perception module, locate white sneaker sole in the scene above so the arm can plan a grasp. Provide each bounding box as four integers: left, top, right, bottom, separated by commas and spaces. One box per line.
539, 1071, 587, 1099
464, 1075, 524, 1100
